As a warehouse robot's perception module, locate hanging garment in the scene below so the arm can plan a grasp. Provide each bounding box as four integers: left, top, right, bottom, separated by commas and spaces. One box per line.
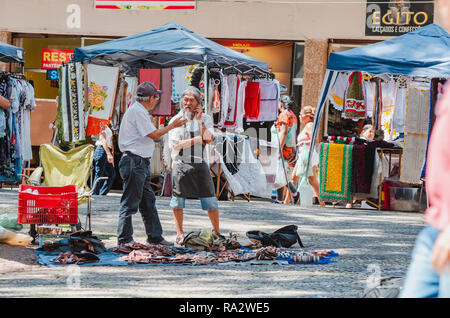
391, 76, 409, 139
222, 79, 246, 133
319, 142, 353, 203
363, 79, 376, 118
211, 79, 221, 114
246, 79, 280, 123
400, 86, 431, 184
329, 72, 349, 111
224, 75, 240, 125
218, 72, 230, 128
380, 79, 397, 141
343, 71, 366, 119
244, 81, 261, 120
85, 64, 120, 136
152, 68, 173, 117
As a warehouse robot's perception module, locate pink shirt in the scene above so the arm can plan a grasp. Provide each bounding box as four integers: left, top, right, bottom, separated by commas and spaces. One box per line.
425, 82, 450, 231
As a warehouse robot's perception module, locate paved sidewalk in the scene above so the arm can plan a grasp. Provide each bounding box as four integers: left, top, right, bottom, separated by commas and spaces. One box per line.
0, 188, 424, 298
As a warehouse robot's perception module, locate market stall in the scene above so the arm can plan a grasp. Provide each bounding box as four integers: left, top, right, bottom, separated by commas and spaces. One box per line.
308, 24, 450, 211
68, 22, 275, 200
0, 41, 37, 183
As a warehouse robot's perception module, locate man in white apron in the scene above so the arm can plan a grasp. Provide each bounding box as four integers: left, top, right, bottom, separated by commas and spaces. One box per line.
168, 87, 220, 246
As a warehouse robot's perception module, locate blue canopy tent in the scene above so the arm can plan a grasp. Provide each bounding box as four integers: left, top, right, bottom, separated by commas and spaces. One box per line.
0, 41, 24, 63
73, 22, 270, 120
308, 24, 450, 177
72, 22, 269, 76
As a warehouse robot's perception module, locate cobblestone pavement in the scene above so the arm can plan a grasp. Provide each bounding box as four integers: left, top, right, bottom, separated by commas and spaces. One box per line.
0, 188, 424, 298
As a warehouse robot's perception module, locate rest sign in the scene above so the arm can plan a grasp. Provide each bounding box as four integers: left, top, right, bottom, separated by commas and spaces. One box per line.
41, 49, 74, 70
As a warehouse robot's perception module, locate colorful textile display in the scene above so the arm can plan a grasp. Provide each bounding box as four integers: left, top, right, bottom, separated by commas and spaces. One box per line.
58, 62, 86, 144
343, 71, 366, 119
85, 64, 120, 136
171, 65, 198, 104
319, 142, 353, 202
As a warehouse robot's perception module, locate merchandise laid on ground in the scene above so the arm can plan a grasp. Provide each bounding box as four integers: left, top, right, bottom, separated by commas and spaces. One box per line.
34, 230, 338, 267
310, 24, 450, 212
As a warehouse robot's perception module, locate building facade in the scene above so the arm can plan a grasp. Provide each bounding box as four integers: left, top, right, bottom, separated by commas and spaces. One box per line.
0, 0, 441, 146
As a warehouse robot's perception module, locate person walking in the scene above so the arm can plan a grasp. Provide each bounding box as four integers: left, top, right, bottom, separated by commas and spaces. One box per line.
92, 124, 115, 195
168, 87, 220, 246
117, 81, 186, 247
400, 0, 450, 297
271, 95, 300, 204
292, 105, 325, 206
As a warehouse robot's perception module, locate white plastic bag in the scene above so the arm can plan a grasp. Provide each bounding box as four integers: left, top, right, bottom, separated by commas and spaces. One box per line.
298, 177, 313, 207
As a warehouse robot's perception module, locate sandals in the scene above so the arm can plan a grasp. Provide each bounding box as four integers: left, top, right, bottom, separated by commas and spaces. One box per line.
175, 234, 185, 246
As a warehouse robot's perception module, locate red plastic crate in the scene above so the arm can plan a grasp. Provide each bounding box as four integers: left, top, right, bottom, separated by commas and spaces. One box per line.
18, 184, 78, 225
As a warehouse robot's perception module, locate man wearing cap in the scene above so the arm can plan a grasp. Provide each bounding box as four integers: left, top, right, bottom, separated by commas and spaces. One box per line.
168, 86, 220, 246
117, 81, 186, 247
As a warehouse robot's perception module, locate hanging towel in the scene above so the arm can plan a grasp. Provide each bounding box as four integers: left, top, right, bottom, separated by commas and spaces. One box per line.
152, 68, 173, 117
139, 69, 161, 87
343, 71, 366, 119
85, 64, 120, 136
319, 142, 353, 202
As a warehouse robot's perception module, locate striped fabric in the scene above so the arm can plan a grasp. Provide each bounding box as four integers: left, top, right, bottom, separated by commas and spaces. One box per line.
319, 142, 353, 203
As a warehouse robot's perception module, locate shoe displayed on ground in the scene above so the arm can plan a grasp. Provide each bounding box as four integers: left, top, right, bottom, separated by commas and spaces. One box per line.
175, 234, 185, 247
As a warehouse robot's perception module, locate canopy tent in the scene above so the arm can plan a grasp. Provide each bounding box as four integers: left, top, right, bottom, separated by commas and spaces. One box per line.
0, 41, 24, 63
308, 24, 450, 170
72, 22, 269, 76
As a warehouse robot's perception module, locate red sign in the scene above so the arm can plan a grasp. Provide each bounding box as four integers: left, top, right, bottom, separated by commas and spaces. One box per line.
41, 49, 74, 70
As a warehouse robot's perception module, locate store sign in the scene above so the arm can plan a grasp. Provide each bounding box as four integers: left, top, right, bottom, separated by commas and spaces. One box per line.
46, 69, 59, 81
41, 49, 74, 70
94, 0, 196, 10
366, 0, 434, 36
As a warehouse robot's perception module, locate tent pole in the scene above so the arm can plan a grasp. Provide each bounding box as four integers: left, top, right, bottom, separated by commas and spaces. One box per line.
203, 54, 212, 167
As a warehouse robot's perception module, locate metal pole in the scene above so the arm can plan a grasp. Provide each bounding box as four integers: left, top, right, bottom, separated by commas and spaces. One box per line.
203, 55, 211, 166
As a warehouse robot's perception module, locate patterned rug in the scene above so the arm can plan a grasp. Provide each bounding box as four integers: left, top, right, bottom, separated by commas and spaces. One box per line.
319, 142, 353, 202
